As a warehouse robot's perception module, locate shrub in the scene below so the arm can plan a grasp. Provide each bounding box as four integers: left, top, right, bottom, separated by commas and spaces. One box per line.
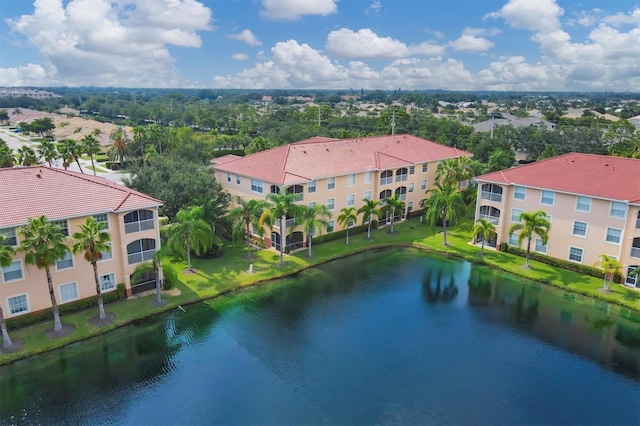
162, 264, 177, 290
116, 283, 126, 299
314, 221, 378, 244
213, 150, 245, 158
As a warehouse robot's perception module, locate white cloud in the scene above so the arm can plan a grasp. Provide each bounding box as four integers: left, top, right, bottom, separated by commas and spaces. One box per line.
486, 0, 564, 32
424, 28, 445, 39
229, 29, 262, 46
567, 9, 603, 27
602, 7, 640, 27
365, 0, 381, 15
0, 64, 49, 87
232, 53, 249, 60
462, 27, 502, 37
260, 0, 337, 21
477, 56, 561, 90
449, 35, 494, 52
325, 28, 444, 59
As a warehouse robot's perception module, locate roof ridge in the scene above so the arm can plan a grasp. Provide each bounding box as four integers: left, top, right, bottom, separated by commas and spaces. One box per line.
282, 144, 292, 173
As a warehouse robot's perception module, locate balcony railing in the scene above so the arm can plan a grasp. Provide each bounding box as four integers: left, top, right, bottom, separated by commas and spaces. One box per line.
380, 177, 393, 185
479, 214, 500, 225
631, 247, 640, 258
127, 248, 156, 265
481, 191, 502, 203
125, 219, 155, 234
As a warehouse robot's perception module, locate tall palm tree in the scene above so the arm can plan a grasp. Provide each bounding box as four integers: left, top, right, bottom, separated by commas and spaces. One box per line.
358, 198, 382, 239
108, 127, 130, 167
508, 210, 551, 268
166, 206, 213, 271
473, 218, 496, 255
228, 196, 269, 258
337, 207, 358, 244
594, 254, 622, 292
82, 134, 102, 176
258, 185, 304, 266
296, 204, 332, 257
435, 158, 460, 187
60, 139, 84, 173
71, 218, 111, 320
37, 139, 58, 167
132, 248, 165, 306
0, 235, 15, 348
197, 195, 230, 246
16, 145, 39, 166
383, 194, 405, 234
423, 182, 466, 246
18, 216, 69, 332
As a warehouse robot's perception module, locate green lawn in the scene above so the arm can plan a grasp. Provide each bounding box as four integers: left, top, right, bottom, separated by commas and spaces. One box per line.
2, 217, 638, 365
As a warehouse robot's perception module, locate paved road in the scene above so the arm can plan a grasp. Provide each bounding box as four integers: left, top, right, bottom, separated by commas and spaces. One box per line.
0, 127, 130, 184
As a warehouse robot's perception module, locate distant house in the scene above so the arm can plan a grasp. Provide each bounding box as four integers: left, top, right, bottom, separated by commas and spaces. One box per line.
472, 113, 556, 132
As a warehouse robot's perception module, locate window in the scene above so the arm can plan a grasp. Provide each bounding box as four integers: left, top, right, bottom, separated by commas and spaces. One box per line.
327, 198, 335, 210
100, 243, 112, 261
407, 201, 414, 212
56, 251, 74, 270
408, 182, 414, 193
409, 165, 415, 175
364, 171, 372, 184
0, 228, 17, 246
93, 213, 109, 229
307, 201, 316, 209
59, 282, 78, 303
308, 180, 316, 193
626, 266, 639, 287
327, 177, 335, 190
396, 168, 408, 182
347, 174, 355, 187
364, 191, 372, 200
606, 227, 622, 244
422, 163, 428, 173
508, 232, 519, 247
99, 273, 116, 292
270, 185, 279, 194
251, 179, 263, 193
51, 220, 69, 237
511, 209, 522, 222
226, 172, 231, 183
7, 294, 28, 316
610, 201, 626, 218
2, 260, 23, 283
572, 221, 587, 237
514, 186, 526, 201
380, 171, 393, 185
347, 218, 355, 227
326, 221, 334, 233
347, 194, 355, 207
576, 196, 591, 213
124, 210, 155, 234
541, 190, 555, 206
235, 175, 241, 185
421, 180, 427, 191
569, 247, 583, 263
380, 189, 392, 201
535, 239, 547, 254
127, 239, 156, 265
395, 187, 407, 201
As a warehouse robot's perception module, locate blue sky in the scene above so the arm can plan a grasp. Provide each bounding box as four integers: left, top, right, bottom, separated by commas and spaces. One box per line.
0, 0, 638, 90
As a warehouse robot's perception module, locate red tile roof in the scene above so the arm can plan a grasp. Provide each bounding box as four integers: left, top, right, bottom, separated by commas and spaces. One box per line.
213, 134, 472, 184
0, 166, 162, 227
476, 153, 640, 203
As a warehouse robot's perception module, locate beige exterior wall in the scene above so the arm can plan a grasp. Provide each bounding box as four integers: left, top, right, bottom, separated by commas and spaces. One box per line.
0, 208, 161, 318
475, 181, 640, 286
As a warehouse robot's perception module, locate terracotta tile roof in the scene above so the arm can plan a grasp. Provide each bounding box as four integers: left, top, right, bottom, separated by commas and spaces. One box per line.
0, 166, 162, 228
213, 134, 472, 184
212, 154, 242, 165
475, 153, 640, 203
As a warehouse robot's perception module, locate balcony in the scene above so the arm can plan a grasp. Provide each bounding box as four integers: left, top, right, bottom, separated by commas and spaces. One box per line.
481, 191, 503, 203
127, 248, 156, 265
479, 214, 500, 225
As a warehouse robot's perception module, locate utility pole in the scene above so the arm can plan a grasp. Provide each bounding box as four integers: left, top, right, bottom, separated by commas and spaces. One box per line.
391, 110, 396, 135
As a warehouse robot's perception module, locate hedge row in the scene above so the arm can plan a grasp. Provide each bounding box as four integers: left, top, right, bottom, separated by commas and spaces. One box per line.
213, 150, 245, 158
314, 221, 379, 245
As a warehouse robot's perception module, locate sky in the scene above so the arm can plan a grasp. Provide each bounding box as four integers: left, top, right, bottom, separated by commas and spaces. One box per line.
0, 0, 638, 91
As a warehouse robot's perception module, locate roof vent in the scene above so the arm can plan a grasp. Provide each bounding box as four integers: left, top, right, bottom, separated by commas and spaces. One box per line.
36, 170, 42, 178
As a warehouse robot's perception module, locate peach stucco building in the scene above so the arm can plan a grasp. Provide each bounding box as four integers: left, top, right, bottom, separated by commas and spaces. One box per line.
474, 153, 640, 288
0, 166, 162, 319
213, 134, 471, 251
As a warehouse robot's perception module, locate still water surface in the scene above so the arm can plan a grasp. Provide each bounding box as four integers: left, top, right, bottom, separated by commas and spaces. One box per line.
1, 249, 639, 425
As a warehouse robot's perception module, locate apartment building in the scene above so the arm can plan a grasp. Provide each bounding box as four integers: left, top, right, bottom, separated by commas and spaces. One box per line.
474, 153, 640, 287
0, 166, 163, 319
213, 134, 471, 251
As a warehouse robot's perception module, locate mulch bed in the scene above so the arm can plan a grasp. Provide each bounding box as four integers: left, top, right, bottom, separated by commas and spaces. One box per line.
44, 323, 76, 339
0, 338, 24, 353
88, 313, 116, 328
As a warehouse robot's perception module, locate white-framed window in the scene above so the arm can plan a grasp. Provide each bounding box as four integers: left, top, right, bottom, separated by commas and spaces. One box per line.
52, 219, 69, 237
576, 196, 591, 213
380, 171, 393, 185
347, 174, 355, 187
407, 201, 414, 212
100, 242, 113, 261
625, 266, 639, 287
127, 238, 156, 265
541, 190, 555, 206
535, 238, 547, 254
99, 273, 116, 292
0, 227, 18, 246
408, 182, 414, 193
364, 191, 372, 200
511, 208, 522, 222
7, 294, 28, 316
508, 232, 519, 247
364, 171, 372, 184
396, 168, 408, 182
235, 175, 241, 185
251, 179, 263, 194
59, 282, 78, 303
347, 218, 355, 227
226, 172, 231, 183
420, 180, 427, 191
347, 194, 355, 206
326, 220, 334, 233
327, 198, 335, 210
124, 210, 155, 234
307, 201, 316, 209
93, 213, 109, 230
572, 221, 587, 237
422, 163, 428, 173
569, 247, 583, 263
327, 177, 335, 190
610, 201, 626, 218
308, 180, 316, 193
2, 260, 23, 283
56, 251, 74, 270
514, 186, 526, 201
605, 227, 622, 244
409, 165, 415, 175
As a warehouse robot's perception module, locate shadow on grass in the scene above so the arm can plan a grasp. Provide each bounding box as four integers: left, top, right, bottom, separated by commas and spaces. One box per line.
623, 289, 640, 302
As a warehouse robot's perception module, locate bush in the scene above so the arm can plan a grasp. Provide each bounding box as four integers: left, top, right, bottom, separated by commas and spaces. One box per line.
105, 162, 121, 170
314, 221, 378, 244
162, 265, 177, 290
117, 283, 126, 299
213, 150, 245, 158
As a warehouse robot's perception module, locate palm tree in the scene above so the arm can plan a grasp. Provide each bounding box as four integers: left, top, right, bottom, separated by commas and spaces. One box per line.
258, 185, 304, 266
358, 198, 382, 239
16, 145, 39, 166
60, 139, 84, 173
82, 134, 102, 176
71, 218, 111, 320
108, 127, 130, 167
296, 204, 332, 257
132, 249, 165, 306
0, 142, 14, 168
37, 139, 58, 167
337, 207, 358, 244
166, 206, 213, 271
56, 142, 74, 170
473, 218, 496, 255
435, 158, 460, 187
383, 194, 405, 234
508, 210, 551, 268
18, 216, 69, 332
228, 196, 269, 258
197, 195, 230, 246
594, 254, 622, 292
423, 182, 466, 246
0, 235, 15, 348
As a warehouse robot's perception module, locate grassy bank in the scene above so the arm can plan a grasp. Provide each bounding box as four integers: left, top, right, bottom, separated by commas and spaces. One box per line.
1, 217, 638, 365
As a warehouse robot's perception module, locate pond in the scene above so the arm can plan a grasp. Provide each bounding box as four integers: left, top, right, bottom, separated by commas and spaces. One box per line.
1, 249, 639, 425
